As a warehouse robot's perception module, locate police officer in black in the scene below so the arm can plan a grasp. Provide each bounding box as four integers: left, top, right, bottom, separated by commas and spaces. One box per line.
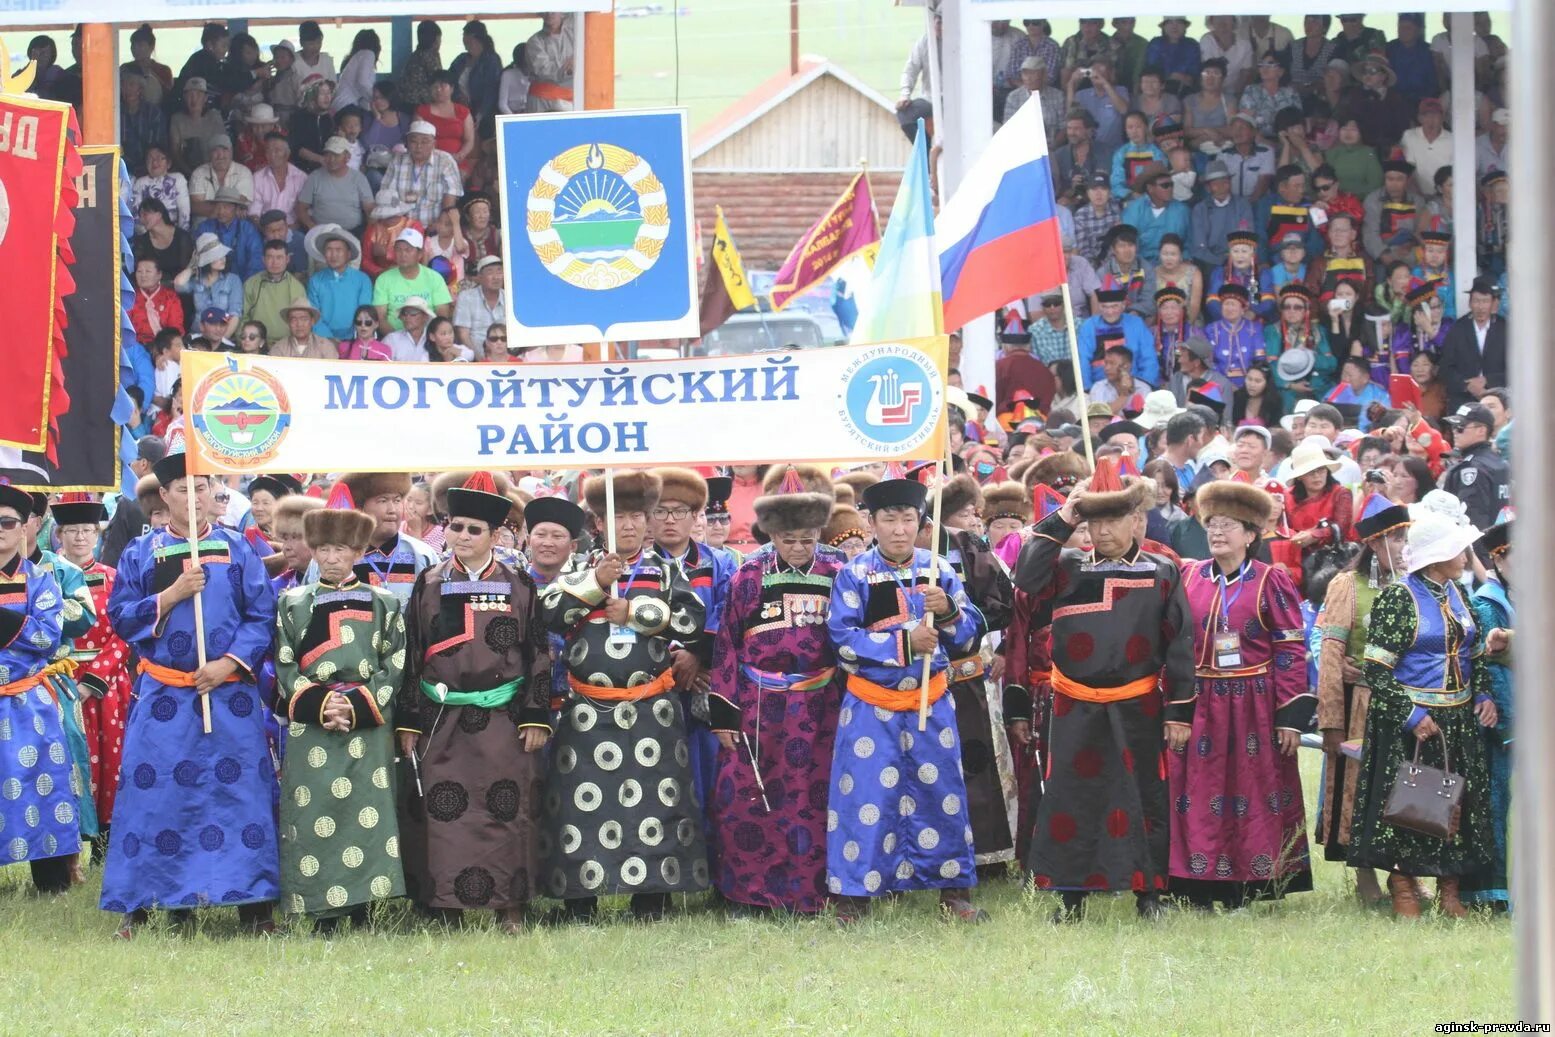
1442, 403, 1510, 559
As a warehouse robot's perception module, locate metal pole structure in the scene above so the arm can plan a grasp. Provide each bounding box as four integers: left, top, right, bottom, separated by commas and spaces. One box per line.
790, 0, 800, 76
941, 0, 996, 399
1448, 13, 1476, 316
1511, 0, 1555, 1020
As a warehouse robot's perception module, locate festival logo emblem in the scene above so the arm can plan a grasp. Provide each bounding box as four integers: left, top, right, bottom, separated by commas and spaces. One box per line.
527, 142, 669, 291
188, 360, 292, 469
836, 344, 944, 454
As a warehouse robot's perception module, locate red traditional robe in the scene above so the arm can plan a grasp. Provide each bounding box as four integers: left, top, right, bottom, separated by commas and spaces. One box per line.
73, 561, 134, 824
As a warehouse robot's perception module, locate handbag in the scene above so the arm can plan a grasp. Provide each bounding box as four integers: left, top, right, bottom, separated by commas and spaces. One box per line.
1381, 730, 1464, 840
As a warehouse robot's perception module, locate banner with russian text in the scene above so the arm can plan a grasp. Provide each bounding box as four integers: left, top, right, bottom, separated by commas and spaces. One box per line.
179, 339, 948, 475
0, 92, 78, 454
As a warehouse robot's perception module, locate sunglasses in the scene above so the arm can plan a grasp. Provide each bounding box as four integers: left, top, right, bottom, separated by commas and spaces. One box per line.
1281, 301, 1308, 310
1151, 180, 1172, 188
0, 517, 22, 531
1314, 181, 1337, 191
355, 318, 376, 327
446, 521, 489, 535
1042, 300, 1063, 307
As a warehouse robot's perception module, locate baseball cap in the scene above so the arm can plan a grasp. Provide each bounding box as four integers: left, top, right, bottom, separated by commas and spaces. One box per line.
322, 136, 352, 155
1492, 108, 1510, 126
476, 255, 503, 271
207, 133, 233, 151
1444, 404, 1494, 430
200, 306, 228, 324
1418, 97, 1444, 115
184, 76, 209, 93
408, 120, 438, 137
1085, 171, 1109, 188
395, 227, 426, 249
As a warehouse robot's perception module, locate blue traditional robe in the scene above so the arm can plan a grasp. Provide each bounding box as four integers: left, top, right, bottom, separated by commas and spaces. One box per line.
1466, 578, 1513, 908
0, 556, 79, 866
30, 549, 101, 839
825, 547, 985, 896
100, 526, 280, 914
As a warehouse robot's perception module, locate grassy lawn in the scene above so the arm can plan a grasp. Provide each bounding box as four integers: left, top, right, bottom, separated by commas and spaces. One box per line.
0, 753, 1512, 1036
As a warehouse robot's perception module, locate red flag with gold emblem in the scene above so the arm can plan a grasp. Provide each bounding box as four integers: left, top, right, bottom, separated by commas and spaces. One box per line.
0, 91, 79, 460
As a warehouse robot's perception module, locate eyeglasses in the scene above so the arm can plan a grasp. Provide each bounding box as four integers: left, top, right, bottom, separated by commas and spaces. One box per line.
1042, 299, 1063, 308
1314, 181, 1337, 192
705, 514, 732, 524
1151, 180, 1172, 189
1205, 517, 1245, 533
354, 318, 376, 327
0, 517, 22, 530
446, 521, 489, 535
652, 506, 694, 520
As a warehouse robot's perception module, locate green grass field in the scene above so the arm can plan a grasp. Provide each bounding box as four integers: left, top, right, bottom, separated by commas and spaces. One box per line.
0, 752, 1512, 1036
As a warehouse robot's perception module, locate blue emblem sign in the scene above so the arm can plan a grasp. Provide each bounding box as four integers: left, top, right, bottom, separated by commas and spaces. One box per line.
496, 108, 698, 348
835, 343, 944, 456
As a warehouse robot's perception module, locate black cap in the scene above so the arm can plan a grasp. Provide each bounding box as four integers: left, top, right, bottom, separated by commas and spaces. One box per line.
1470, 275, 1502, 297
50, 498, 107, 527
152, 452, 190, 486
247, 474, 303, 499
1095, 286, 1128, 304
861, 479, 928, 515
1099, 419, 1146, 441
524, 496, 586, 538
0, 483, 34, 520
1444, 404, 1494, 430
1481, 521, 1511, 556
446, 485, 513, 530
704, 476, 733, 515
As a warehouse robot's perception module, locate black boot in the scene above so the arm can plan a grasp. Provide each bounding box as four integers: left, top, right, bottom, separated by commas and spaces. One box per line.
1051, 890, 1087, 924
1135, 892, 1165, 920
629, 892, 669, 922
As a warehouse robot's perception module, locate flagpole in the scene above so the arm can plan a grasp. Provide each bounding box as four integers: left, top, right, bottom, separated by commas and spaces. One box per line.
918, 440, 948, 733
1058, 283, 1097, 471
186, 475, 211, 735
604, 467, 617, 555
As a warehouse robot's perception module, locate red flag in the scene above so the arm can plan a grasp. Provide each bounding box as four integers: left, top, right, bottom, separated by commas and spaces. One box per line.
0, 95, 77, 457
768, 171, 879, 311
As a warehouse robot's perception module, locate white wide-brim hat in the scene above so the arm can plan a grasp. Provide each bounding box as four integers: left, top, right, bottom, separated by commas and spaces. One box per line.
1139, 388, 1184, 429
1404, 514, 1481, 573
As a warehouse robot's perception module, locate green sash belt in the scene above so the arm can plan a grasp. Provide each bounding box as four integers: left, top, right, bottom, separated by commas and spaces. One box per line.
420, 676, 524, 708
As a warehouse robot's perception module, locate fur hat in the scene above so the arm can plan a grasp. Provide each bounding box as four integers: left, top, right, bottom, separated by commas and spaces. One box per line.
980, 481, 1031, 523
135, 474, 164, 510
836, 469, 880, 503
933, 473, 984, 520
1074, 456, 1154, 521
584, 469, 661, 516
1195, 480, 1275, 531
431, 470, 513, 515
824, 504, 870, 548
833, 483, 857, 507
754, 465, 834, 535
1023, 451, 1090, 492
338, 472, 412, 506
303, 507, 377, 552
651, 467, 709, 510
272, 494, 323, 537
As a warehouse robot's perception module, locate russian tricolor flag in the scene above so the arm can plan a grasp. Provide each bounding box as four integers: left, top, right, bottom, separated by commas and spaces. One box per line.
937, 95, 1068, 333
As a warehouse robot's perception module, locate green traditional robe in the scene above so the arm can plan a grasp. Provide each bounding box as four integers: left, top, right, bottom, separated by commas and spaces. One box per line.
275, 576, 407, 917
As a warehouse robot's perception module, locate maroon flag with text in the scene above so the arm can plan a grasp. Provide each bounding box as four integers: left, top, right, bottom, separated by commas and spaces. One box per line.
768, 171, 879, 311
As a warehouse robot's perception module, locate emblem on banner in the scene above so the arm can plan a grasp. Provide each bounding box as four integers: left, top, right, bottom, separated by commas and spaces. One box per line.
526, 142, 669, 291
837, 345, 943, 454
189, 361, 292, 469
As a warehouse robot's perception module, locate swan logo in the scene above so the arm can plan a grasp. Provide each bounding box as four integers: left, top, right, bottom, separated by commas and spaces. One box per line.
837, 345, 943, 454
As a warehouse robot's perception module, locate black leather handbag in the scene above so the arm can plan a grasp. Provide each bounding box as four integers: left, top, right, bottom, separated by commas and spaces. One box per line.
1382, 730, 1464, 840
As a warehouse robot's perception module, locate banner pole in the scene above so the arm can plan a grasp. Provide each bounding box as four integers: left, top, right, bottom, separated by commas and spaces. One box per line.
1059, 283, 1097, 471
604, 467, 617, 555
187, 474, 211, 735
918, 450, 947, 733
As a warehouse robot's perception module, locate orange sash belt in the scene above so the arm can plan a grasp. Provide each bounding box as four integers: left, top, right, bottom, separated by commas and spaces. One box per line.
138, 658, 239, 689
529, 81, 575, 102
1050, 667, 1158, 704
0, 673, 48, 699
1, 659, 80, 701
845, 671, 948, 712
568, 669, 675, 702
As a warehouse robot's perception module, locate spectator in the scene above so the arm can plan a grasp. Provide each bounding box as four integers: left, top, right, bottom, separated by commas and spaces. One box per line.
273, 298, 337, 358
383, 297, 436, 361
1317, 58, 1352, 114
225, 33, 271, 114
1203, 282, 1268, 384
1284, 434, 1355, 559
130, 258, 185, 345
1308, 160, 1367, 235
1089, 344, 1151, 411
1238, 50, 1301, 138
1121, 164, 1190, 262
1256, 165, 1322, 261
451, 20, 503, 135
179, 234, 243, 339
1189, 160, 1253, 267
526, 12, 576, 112
1004, 57, 1062, 131
1288, 16, 1337, 94
1110, 18, 1147, 91
1241, 16, 1294, 67
418, 71, 477, 176
1133, 68, 1184, 124
195, 306, 237, 351
479, 322, 511, 363
1153, 236, 1203, 321
1169, 335, 1234, 406
148, 330, 184, 416
362, 82, 409, 174
296, 137, 374, 234
1400, 98, 1454, 197
169, 76, 225, 174
1144, 17, 1200, 94
340, 305, 392, 361
1207, 229, 1274, 322
334, 106, 368, 172
176, 23, 248, 105
1267, 282, 1337, 405
382, 120, 463, 227
243, 239, 308, 345
1477, 108, 1510, 178
294, 20, 338, 84
1022, 19, 1062, 84
193, 185, 263, 281
361, 193, 415, 278
1221, 112, 1275, 200
1481, 386, 1513, 458
1344, 55, 1413, 153
423, 206, 470, 287
373, 228, 453, 331
1110, 111, 1167, 200
1386, 13, 1438, 103
119, 72, 164, 178
1232, 361, 1284, 429
250, 134, 308, 228
237, 320, 269, 355
1183, 58, 1235, 147
1077, 288, 1156, 389
1060, 18, 1115, 82
1325, 117, 1383, 201
1273, 106, 1325, 176
305, 226, 373, 341
1328, 355, 1391, 430
1052, 112, 1111, 205
994, 329, 1059, 414
121, 23, 173, 107
1331, 14, 1387, 66
132, 198, 194, 283
1067, 55, 1131, 149
236, 103, 284, 172
288, 77, 337, 172
1439, 277, 1507, 410
188, 134, 255, 222
131, 146, 191, 231
1028, 293, 1071, 365
267, 39, 302, 120
333, 30, 380, 113
498, 44, 533, 117
460, 192, 502, 276
896, 14, 940, 141
423, 316, 471, 362
400, 20, 444, 108
1096, 224, 1156, 316
1158, 410, 1208, 489
1362, 159, 1426, 260
454, 256, 506, 349
258, 209, 309, 276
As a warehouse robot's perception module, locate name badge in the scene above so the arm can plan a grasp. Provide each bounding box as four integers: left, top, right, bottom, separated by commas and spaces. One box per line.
608, 624, 637, 646
1214, 631, 1243, 670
